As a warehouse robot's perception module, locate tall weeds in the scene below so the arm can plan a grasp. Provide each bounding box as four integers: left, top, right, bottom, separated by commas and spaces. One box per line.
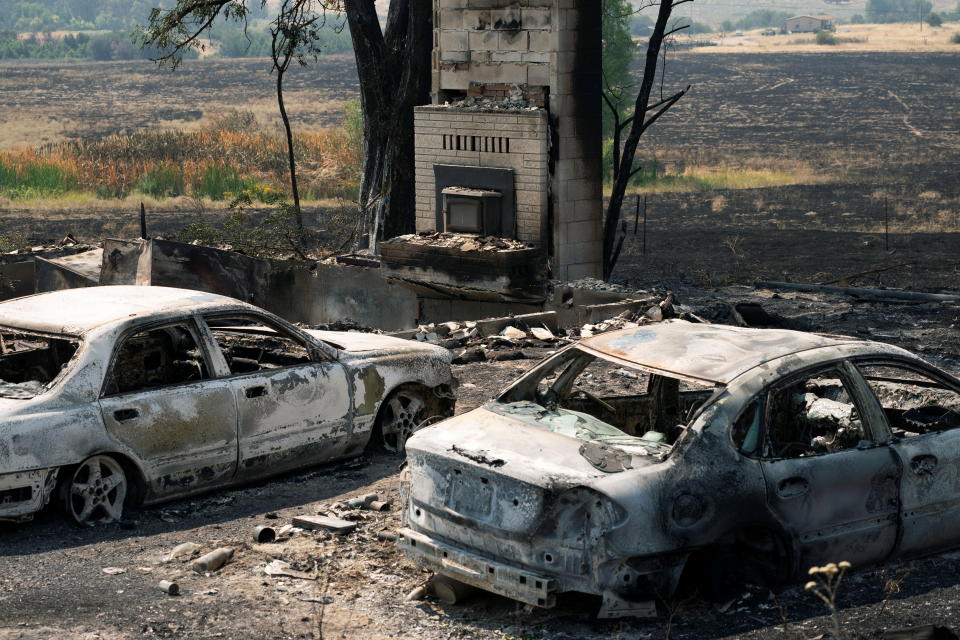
0, 109, 361, 202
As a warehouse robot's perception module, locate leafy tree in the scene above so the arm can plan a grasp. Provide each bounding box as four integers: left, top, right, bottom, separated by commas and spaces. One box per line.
631, 14, 653, 35
139, 0, 433, 247
926, 12, 943, 27
734, 10, 791, 30
866, 0, 933, 23
602, 0, 635, 138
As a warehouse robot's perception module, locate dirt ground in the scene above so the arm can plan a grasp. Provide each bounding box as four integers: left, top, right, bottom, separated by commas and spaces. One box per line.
2, 287, 960, 640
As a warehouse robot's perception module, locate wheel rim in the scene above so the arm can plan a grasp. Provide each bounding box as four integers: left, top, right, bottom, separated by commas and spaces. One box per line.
381, 390, 426, 453
68, 455, 127, 525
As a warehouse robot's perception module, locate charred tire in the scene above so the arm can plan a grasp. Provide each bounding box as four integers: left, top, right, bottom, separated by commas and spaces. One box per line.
374, 387, 429, 454
60, 455, 128, 526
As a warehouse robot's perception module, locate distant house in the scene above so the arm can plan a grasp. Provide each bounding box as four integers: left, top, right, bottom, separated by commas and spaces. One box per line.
783, 15, 835, 34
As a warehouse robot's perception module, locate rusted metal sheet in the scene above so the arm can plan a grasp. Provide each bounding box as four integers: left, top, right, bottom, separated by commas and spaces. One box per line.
99, 239, 145, 286
0, 261, 37, 301
35, 249, 103, 293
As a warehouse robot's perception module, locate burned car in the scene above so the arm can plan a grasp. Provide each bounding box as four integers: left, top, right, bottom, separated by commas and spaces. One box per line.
400, 321, 960, 617
0, 286, 455, 525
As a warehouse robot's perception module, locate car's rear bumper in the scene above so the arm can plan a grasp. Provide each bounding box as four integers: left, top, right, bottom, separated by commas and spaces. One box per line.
398, 527, 558, 608
0, 468, 58, 523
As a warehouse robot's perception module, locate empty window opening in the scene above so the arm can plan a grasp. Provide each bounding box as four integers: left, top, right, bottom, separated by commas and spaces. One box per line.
734, 370, 867, 459
205, 316, 312, 374
497, 347, 716, 463
858, 363, 960, 437
107, 324, 208, 395
0, 329, 79, 399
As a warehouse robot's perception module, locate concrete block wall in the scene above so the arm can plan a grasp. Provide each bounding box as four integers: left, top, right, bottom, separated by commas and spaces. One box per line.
414, 106, 549, 245
549, 0, 603, 281
434, 0, 554, 100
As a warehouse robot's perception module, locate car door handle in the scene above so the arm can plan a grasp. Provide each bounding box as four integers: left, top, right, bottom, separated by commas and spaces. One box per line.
245, 385, 268, 399
777, 477, 810, 499
113, 408, 139, 422
910, 454, 938, 476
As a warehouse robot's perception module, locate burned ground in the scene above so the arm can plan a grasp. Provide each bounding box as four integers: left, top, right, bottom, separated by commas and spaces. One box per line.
1, 289, 960, 639
2, 53, 958, 291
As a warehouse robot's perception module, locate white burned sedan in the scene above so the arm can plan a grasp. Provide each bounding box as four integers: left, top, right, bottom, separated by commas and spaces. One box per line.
0, 286, 455, 525
400, 321, 960, 617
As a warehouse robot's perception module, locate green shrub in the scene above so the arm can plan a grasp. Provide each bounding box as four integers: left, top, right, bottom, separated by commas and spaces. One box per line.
193, 164, 255, 201
952, 32, 960, 44
816, 30, 838, 45
926, 12, 944, 27
135, 166, 185, 198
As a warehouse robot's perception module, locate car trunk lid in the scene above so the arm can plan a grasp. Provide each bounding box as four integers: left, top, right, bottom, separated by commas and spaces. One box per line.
406, 404, 659, 538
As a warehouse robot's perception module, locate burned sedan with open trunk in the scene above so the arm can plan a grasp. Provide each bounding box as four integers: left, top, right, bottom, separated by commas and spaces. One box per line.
400, 321, 960, 617
0, 286, 455, 525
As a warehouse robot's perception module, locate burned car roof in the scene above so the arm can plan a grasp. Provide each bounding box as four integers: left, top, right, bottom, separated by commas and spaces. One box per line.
579, 320, 860, 384
0, 286, 250, 335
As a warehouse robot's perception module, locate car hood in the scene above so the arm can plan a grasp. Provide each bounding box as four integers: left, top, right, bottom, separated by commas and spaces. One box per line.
407, 403, 664, 487
306, 330, 433, 354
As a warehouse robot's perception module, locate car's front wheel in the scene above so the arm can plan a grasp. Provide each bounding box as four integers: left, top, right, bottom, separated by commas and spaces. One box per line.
62, 455, 128, 526
377, 388, 428, 453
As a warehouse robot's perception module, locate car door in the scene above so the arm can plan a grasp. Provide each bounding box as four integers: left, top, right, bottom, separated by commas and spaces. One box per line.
98, 320, 239, 498
854, 359, 960, 556
756, 362, 900, 574
199, 313, 353, 481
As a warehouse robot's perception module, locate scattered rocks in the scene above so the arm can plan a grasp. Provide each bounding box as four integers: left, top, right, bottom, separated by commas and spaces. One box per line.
386, 232, 533, 252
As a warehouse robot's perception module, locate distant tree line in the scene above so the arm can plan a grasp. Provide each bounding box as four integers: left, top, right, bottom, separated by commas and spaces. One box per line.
721, 10, 792, 32
0, 31, 178, 60
0, 0, 351, 61
0, 0, 194, 32
213, 23, 352, 58
865, 0, 933, 23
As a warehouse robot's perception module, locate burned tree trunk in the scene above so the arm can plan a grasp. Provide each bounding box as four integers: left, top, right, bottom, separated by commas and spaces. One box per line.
602, 0, 691, 280
345, 0, 433, 249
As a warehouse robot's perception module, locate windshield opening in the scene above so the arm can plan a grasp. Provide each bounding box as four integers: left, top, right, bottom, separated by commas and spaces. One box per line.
0, 329, 79, 399
496, 347, 718, 460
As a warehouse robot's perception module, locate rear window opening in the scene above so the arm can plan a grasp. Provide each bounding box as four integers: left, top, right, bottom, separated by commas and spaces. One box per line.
496, 347, 717, 461
0, 329, 79, 399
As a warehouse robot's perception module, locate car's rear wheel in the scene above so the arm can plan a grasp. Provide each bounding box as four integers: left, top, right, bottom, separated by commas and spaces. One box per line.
377, 388, 428, 453
62, 455, 127, 526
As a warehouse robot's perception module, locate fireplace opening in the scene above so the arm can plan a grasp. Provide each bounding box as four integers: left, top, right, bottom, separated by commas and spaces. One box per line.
434, 164, 515, 239
443, 187, 503, 235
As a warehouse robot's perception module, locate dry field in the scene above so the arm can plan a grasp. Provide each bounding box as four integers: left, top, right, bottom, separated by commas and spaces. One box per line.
616, 51, 960, 292
0, 51, 958, 292
694, 21, 960, 54
0, 56, 358, 149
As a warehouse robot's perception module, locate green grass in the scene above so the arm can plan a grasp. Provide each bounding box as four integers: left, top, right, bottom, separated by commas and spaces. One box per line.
135, 165, 185, 198
625, 168, 821, 194
194, 163, 256, 200
0, 158, 77, 198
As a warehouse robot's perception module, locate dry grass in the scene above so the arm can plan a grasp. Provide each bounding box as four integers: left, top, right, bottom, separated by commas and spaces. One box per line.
0, 111, 362, 204
693, 21, 960, 53
619, 155, 830, 195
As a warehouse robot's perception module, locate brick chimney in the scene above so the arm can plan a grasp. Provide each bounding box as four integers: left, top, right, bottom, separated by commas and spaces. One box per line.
413, 0, 603, 281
